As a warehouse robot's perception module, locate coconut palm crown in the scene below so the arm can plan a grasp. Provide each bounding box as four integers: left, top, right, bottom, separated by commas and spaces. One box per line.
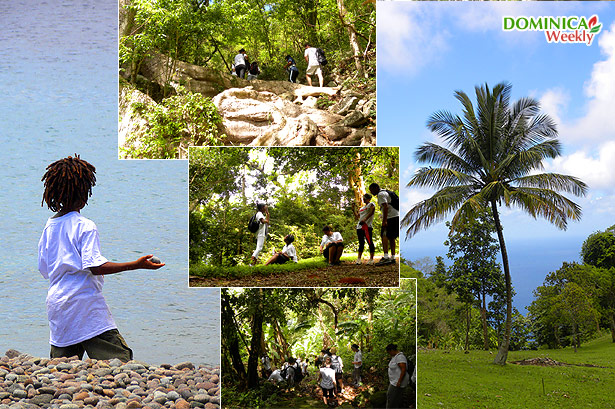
402, 82, 587, 364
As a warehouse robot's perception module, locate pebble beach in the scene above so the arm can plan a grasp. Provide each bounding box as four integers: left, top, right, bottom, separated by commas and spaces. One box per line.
0, 350, 220, 409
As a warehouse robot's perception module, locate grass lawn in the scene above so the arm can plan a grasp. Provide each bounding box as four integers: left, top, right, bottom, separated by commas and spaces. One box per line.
418, 335, 615, 408
190, 253, 399, 287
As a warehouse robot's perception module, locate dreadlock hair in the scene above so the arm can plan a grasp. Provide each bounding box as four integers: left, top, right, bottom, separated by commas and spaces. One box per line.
41, 155, 96, 213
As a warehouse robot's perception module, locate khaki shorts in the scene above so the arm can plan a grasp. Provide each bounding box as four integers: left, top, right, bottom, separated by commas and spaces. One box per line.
306, 65, 322, 76
50, 329, 133, 362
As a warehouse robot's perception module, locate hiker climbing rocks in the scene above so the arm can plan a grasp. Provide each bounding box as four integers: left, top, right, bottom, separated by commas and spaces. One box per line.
284, 55, 299, 83
247, 61, 260, 80
304, 43, 325, 87
234, 48, 248, 79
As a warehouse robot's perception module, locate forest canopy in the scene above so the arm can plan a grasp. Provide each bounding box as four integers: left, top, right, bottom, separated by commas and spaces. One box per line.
120, 0, 375, 82
189, 147, 399, 268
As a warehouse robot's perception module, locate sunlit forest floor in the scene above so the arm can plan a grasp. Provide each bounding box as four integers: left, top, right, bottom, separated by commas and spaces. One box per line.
418, 334, 615, 409
190, 254, 399, 287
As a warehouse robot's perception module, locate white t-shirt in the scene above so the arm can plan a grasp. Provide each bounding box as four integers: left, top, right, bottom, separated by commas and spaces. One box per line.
269, 369, 283, 383
356, 202, 376, 229
388, 352, 410, 387
377, 190, 399, 219
304, 47, 319, 67
320, 367, 336, 389
38, 211, 115, 347
354, 350, 363, 368
234, 53, 246, 67
282, 243, 298, 262
320, 232, 343, 248
256, 211, 267, 237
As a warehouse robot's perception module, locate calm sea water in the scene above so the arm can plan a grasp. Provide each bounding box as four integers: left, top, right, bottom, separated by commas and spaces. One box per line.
0, 1, 220, 366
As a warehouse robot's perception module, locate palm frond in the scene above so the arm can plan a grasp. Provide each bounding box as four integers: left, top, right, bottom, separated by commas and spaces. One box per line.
513, 173, 588, 196
401, 185, 475, 238
408, 167, 477, 190
414, 143, 475, 174
509, 187, 584, 230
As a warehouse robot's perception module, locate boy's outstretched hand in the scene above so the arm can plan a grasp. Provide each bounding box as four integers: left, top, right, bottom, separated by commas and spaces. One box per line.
137, 254, 165, 269
90, 255, 165, 275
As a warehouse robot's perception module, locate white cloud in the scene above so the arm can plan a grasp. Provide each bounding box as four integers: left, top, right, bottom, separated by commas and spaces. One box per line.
539, 88, 570, 129
377, 2, 450, 76
544, 22, 615, 145
546, 140, 615, 191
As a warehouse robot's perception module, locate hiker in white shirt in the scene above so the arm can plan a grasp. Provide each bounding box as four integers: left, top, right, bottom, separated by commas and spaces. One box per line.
251, 203, 270, 264
304, 42, 324, 87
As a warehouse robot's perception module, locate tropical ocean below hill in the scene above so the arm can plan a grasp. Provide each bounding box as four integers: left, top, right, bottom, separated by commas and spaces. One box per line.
0, 1, 219, 366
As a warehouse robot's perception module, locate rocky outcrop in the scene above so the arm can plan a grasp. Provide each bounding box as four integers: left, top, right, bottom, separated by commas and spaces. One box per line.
122, 54, 376, 149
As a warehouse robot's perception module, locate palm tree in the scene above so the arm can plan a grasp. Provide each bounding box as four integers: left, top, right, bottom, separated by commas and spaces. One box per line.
402, 82, 587, 364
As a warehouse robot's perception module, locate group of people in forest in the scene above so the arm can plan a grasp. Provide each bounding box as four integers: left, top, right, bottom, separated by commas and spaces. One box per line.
261, 343, 415, 408
232, 43, 326, 87
249, 183, 399, 267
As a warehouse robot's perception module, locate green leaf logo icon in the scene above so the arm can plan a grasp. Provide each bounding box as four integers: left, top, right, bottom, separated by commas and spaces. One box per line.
590, 24, 601, 34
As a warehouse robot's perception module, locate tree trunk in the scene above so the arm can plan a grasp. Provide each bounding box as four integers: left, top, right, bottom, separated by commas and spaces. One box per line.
247, 289, 264, 388
221, 291, 246, 382
348, 152, 365, 219
481, 292, 489, 350
336, 0, 365, 78
491, 201, 512, 365
610, 313, 615, 342
464, 304, 470, 351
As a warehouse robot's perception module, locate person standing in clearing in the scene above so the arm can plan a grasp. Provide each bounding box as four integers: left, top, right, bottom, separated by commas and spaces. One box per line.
355, 194, 376, 265
385, 344, 410, 409
369, 183, 399, 265
38, 155, 165, 361
304, 43, 324, 87
318, 356, 337, 407
351, 344, 363, 387
251, 203, 270, 265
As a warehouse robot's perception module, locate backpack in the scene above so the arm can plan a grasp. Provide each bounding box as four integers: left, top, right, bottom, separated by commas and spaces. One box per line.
385, 190, 399, 211
249, 61, 260, 75
248, 213, 260, 233
330, 355, 342, 373
281, 364, 303, 383
316, 48, 328, 66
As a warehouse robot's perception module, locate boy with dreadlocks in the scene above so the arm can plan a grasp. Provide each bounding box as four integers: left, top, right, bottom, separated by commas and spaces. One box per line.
38, 155, 164, 361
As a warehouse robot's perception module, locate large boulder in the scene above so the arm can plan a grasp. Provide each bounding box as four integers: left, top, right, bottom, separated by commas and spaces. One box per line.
213, 87, 373, 146
118, 82, 157, 158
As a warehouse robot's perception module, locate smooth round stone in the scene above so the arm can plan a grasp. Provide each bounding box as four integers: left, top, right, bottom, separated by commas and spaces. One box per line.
166, 391, 180, 401
12, 389, 28, 398
149, 256, 161, 264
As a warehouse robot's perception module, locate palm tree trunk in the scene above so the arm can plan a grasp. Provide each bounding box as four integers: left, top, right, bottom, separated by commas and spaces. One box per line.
481, 292, 489, 350
465, 303, 470, 351
491, 201, 512, 365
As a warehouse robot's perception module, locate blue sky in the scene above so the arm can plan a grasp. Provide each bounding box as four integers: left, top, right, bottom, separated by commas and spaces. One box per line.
377, 1, 615, 309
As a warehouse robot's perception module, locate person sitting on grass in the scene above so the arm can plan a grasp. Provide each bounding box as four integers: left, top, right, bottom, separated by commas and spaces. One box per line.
264, 234, 297, 265
38, 155, 165, 362
318, 356, 337, 407
319, 225, 344, 266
